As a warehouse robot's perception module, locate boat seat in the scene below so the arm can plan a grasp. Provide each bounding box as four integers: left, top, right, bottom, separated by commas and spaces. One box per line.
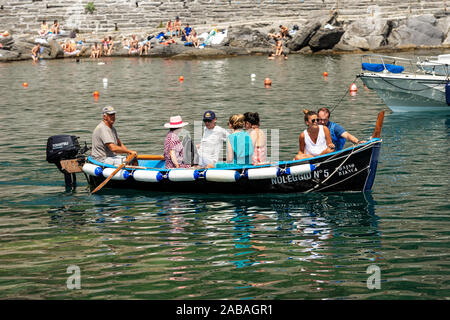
138, 159, 165, 168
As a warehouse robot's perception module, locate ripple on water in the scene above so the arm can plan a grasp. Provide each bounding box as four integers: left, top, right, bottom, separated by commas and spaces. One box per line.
0, 55, 449, 299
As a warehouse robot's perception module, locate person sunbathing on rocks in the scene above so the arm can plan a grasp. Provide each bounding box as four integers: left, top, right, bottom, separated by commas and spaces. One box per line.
189, 30, 200, 48
50, 20, 60, 36
166, 20, 174, 38
128, 34, 139, 55
90, 42, 101, 58
174, 17, 182, 37
39, 20, 49, 37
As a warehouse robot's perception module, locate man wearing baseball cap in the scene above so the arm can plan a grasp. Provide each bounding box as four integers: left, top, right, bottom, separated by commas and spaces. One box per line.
91, 106, 137, 164
197, 110, 229, 167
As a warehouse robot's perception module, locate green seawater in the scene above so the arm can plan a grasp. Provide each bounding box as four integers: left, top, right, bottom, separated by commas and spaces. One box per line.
0, 54, 449, 299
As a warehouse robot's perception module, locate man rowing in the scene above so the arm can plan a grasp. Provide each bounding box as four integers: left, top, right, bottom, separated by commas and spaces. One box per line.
91, 106, 137, 165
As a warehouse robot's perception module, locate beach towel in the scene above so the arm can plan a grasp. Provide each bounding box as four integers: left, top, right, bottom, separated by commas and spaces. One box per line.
210, 29, 227, 45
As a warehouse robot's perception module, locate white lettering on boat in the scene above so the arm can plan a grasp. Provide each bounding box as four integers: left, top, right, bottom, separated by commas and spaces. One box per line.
271, 169, 329, 185
338, 163, 357, 177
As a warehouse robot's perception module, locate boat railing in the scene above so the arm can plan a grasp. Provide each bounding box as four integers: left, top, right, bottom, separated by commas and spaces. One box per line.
416, 55, 450, 77
361, 54, 420, 76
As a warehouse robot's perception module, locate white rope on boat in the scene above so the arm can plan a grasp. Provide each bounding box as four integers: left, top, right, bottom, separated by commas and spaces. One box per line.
304, 145, 357, 193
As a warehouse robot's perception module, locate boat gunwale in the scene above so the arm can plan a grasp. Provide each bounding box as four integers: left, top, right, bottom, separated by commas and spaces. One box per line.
357, 72, 448, 81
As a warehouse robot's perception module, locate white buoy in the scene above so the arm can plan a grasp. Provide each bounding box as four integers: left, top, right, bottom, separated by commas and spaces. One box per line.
246, 167, 280, 180
133, 170, 163, 182
83, 163, 103, 177
102, 167, 131, 180
167, 169, 199, 182
251, 73, 256, 81
285, 164, 315, 176
204, 170, 240, 182
103, 78, 108, 88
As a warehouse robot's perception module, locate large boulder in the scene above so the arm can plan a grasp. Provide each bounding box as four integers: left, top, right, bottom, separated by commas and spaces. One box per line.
388, 14, 444, 47
437, 16, 450, 45
0, 49, 20, 61
13, 40, 35, 57
48, 39, 64, 58
172, 47, 228, 59
335, 17, 393, 51
286, 21, 321, 51
0, 36, 14, 50
224, 27, 272, 48
308, 27, 345, 52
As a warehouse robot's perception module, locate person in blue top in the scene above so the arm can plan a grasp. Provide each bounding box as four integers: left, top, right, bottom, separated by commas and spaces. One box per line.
216, 114, 253, 168
317, 107, 365, 151
181, 23, 192, 42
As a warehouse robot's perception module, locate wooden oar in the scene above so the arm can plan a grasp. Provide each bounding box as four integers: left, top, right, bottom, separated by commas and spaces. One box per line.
91, 153, 137, 194
137, 155, 164, 160
371, 110, 385, 139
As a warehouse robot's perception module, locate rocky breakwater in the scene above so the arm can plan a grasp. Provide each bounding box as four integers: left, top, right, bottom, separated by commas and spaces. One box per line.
332, 13, 450, 53
2, 12, 450, 63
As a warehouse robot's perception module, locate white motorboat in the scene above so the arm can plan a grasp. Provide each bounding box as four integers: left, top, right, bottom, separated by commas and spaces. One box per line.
418, 54, 450, 76
357, 54, 450, 112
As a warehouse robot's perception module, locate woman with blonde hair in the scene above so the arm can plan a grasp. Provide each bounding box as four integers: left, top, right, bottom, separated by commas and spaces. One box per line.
216, 114, 253, 168
294, 109, 335, 160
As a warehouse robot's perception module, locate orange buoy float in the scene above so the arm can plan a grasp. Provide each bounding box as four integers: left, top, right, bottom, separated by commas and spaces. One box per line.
264, 78, 272, 86
349, 83, 358, 93
22, 82, 28, 88
179, 76, 184, 82
323, 72, 328, 77
93, 91, 99, 98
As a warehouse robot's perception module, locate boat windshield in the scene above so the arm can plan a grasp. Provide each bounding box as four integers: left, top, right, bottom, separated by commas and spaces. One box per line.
416, 54, 450, 76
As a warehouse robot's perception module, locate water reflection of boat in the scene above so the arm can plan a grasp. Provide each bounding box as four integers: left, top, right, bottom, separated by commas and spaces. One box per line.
358, 54, 450, 112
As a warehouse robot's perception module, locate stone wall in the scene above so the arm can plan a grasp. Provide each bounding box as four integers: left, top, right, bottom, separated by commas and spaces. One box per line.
0, 0, 448, 34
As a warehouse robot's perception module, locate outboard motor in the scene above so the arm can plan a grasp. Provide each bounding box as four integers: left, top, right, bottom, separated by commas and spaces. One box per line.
46, 135, 88, 190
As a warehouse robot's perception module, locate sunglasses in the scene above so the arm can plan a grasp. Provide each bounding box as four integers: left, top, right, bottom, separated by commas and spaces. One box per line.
318, 118, 328, 122
310, 118, 319, 123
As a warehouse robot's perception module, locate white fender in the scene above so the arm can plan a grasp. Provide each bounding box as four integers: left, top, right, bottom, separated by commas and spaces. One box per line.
167, 169, 199, 182
83, 163, 103, 177
133, 170, 163, 182
245, 167, 280, 180
285, 164, 315, 176
204, 170, 240, 182
102, 167, 131, 180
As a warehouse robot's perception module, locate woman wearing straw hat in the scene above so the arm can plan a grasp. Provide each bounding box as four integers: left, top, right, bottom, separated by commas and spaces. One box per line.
163, 115, 192, 169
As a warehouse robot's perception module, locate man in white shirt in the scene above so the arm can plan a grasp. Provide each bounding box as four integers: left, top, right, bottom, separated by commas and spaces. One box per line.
197, 110, 229, 167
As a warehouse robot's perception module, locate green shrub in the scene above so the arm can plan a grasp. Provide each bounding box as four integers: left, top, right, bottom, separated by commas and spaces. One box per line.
85, 2, 96, 14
